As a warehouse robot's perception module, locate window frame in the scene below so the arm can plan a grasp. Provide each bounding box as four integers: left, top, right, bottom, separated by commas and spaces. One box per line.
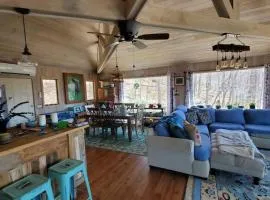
85, 81, 95, 101
42, 79, 59, 106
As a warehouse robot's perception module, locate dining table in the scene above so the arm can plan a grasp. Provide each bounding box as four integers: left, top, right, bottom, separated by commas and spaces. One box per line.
86, 113, 136, 142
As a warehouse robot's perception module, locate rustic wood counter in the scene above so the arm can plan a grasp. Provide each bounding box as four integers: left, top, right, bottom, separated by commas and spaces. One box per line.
0, 125, 88, 188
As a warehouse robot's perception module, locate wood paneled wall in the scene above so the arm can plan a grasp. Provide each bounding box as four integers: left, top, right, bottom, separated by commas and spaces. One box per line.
0, 65, 97, 116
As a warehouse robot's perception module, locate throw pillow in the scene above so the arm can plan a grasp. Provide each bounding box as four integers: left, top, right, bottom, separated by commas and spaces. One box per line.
197, 110, 212, 125
168, 122, 188, 139
185, 110, 199, 125
184, 121, 201, 146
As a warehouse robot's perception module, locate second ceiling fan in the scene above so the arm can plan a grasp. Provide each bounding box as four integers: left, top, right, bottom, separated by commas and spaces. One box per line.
87, 20, 170, 49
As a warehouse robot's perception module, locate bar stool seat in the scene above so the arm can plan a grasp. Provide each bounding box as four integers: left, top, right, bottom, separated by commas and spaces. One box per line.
48, 159, 92, 200
1, 174, 54, 200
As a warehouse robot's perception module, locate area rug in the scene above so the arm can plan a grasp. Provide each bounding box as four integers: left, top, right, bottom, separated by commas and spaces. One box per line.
184, 150, 270, 200
85, 130, 148, 156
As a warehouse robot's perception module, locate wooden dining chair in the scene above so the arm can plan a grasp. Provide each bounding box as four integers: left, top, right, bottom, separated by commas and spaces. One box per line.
87, 107, 104, 136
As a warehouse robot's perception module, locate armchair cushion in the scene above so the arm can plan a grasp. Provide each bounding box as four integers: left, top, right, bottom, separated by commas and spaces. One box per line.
209, 122, 244, 132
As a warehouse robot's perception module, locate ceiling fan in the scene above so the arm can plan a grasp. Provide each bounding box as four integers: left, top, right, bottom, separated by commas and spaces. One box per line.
87, 20, 170, 49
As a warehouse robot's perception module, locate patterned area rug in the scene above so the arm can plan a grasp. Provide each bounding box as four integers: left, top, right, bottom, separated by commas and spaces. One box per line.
185, 150, 270, 200
85, 130, 148, 156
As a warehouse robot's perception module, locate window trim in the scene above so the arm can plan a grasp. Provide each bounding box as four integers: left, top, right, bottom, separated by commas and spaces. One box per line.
86, 81, 95, 101
42, 79, 59, 106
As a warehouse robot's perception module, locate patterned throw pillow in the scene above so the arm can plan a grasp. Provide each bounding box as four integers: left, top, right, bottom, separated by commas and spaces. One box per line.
168, 122, 189, 139
184, 121, 201, 146
185, 110, 199, 125
197, 110, 212, 125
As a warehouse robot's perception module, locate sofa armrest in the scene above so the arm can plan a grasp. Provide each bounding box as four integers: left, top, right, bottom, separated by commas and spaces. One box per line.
147, 135, 194, 174
148, 135, 194, 154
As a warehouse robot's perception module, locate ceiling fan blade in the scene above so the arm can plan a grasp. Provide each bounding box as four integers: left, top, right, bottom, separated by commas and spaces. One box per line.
132, 40, 147, 49
87, 31, 120, 38
137, 33, 169, 40
105, 41, 120, 49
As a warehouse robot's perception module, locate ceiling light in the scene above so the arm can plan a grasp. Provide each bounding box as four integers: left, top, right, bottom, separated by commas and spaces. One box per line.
213, 33, 250, 71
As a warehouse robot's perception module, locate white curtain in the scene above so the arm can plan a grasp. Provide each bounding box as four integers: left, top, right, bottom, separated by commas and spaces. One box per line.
185, 72, 194, 107
264, 65, 270, 108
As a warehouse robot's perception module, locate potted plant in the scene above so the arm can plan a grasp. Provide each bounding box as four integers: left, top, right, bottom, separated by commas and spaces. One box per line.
157, 103, 162, 108
249, 103, 256, 109
0, 101, 33, 144
227, 105, 233, 109
216, 105, 221, 109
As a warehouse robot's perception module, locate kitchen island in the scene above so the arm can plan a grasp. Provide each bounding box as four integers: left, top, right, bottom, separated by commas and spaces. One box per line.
0, 125, 88, 188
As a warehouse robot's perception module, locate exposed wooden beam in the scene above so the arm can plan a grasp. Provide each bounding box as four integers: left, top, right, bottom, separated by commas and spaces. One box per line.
97, 26, 119, 74
137, 4, 270, 39
97, 0, 147, 74
212, 0, 239, 19
126, 0, 147, 20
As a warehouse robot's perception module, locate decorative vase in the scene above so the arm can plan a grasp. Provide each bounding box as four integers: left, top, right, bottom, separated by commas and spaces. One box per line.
250, 105, 256, 109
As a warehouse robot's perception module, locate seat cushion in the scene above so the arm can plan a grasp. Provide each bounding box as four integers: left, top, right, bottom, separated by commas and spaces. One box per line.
194, 134, 211, 161
196, 125, 210, 137
245, 124, 270, 135
215, 109, 245, 124
209, 122, 244, 133
244, 109, 270, 125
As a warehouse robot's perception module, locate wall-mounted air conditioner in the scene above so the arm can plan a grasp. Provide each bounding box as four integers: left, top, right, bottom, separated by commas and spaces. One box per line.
0, 63, 36, 76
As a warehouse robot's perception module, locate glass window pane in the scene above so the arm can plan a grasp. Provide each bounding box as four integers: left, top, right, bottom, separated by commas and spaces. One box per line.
86, 81, 94, 100
42, 79, 58, 105
192, 68, 265, 108
123, 76, 168, 112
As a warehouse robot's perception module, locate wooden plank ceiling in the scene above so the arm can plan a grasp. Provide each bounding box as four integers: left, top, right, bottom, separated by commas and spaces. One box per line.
0, 0, 270, 73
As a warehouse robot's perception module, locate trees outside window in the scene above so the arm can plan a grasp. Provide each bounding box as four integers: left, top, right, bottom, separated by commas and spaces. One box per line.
123, 76, 168, 111
192, 68, 265, 108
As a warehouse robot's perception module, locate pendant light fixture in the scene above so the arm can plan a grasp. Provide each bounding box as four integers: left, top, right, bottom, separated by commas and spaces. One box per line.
213, 33, 250, 71
15, 7, 38, 67
112, 46, 123, 83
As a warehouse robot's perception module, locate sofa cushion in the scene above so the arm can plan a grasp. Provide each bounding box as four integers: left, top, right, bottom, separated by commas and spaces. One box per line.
186, 110, 199, 125
175, 105, 188, 113
244, 109, 270, 125
194, 134, 211, 161
215, 109, 245, 124
245, 124, 270, 135
209, 122, 245, 133
196, 125, 210, 137
171, 109, 186, 121
153, 121, 170, 137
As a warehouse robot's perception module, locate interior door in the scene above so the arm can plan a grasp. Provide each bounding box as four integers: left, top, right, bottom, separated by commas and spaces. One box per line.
0, 78, 35, 127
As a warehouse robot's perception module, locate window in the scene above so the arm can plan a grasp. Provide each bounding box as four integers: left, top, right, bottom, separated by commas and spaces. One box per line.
192, 68, 265, 108
42, 79, 58, 105
123, 76, 168, 111
86, 81, 94, 100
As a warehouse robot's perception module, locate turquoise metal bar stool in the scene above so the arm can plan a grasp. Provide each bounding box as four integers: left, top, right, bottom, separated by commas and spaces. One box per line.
48, 159, 92, 200
1, 174, 54, 200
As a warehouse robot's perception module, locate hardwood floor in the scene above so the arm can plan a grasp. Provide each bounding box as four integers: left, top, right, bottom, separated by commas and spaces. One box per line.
77, 147, 188, 200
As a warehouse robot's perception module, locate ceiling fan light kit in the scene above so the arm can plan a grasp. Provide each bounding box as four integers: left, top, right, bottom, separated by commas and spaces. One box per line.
213, 33, 249, 72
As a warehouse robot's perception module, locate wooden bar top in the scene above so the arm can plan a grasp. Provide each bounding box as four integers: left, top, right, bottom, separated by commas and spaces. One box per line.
0, 125, 88, 156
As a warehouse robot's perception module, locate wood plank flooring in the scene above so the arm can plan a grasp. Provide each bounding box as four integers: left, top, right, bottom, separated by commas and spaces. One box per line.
77, 147, 188, 200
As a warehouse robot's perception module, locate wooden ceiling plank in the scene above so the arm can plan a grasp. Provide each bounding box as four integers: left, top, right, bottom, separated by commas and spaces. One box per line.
137, 3, 270, 38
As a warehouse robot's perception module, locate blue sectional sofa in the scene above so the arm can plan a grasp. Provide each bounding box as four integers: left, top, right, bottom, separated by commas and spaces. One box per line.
148, 105, 270, 178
